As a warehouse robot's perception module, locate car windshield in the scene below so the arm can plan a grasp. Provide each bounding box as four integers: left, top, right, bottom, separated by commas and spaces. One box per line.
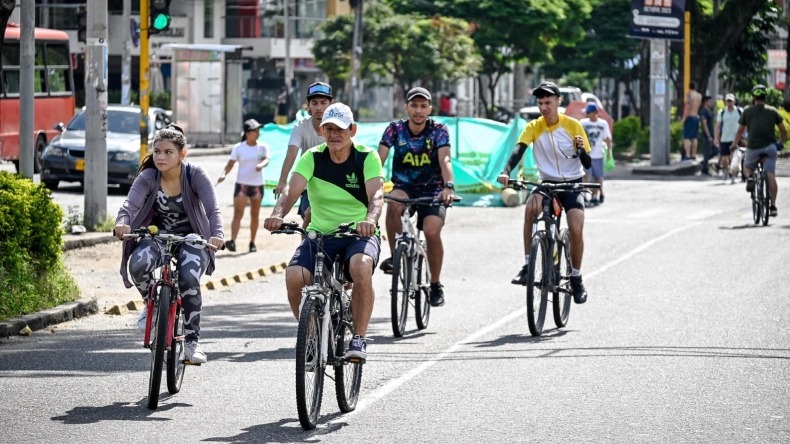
66, 110, 142, 135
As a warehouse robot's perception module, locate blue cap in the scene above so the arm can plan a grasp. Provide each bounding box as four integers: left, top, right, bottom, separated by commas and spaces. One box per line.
584, 103, 599, 114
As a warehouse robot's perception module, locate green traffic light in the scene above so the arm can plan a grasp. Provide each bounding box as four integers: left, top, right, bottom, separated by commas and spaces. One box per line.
152, 13, 171, 31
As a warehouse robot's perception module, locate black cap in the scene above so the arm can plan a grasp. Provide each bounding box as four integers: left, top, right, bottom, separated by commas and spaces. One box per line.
406, 87, 432, 102
532, 82, 560, 98
243, 119, 262, 132
306, 82, 333, 100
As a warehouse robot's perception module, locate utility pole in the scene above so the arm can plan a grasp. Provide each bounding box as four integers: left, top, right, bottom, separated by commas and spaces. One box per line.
122, 0, 132, 105
19, 0, 34, 179
84, 0, 108, 228
284, 0, 292, 96
349, 0, 363, 112
140, 0, 150, 162
649, 39, 670, 166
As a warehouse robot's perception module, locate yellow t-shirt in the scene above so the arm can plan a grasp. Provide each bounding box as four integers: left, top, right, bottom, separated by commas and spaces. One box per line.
517, 114, 591, 181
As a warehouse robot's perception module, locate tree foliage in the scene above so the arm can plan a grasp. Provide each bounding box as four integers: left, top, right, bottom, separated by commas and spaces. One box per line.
0, 0, 15, 75
311, 2, 479, 99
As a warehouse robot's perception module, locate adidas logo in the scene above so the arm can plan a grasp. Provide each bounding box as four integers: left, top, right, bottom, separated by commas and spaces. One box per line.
346, 172, 360, 188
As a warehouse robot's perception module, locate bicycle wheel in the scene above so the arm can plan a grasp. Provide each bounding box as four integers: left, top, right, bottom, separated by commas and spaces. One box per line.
414, 249, 431, 330
295, 295, 325, 430
552, 229, 572, 328
335, 293, 362, 413
752, 171, 763, 224
166, 302, 186, 394
147, 285, 170, 410
761, 173, 771, 226
390, 242, 410, 337
526, 233, 549, 337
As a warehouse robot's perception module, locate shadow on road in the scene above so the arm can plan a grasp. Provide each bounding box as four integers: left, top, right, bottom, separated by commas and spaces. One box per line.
51, 400, 191, 424
204, 415, 348, 443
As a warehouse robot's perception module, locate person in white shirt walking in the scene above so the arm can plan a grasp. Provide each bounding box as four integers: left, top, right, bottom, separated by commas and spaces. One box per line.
580, 103, 612, 205
217, 119, 270, 252
714, 93, 743, 184
274, 82, 333, 228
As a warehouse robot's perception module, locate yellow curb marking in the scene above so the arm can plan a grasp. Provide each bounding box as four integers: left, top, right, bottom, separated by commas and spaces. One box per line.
205, 262, 285, 291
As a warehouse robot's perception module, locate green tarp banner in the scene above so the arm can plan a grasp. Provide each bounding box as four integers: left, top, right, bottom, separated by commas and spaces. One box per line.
256, 116, 536, 207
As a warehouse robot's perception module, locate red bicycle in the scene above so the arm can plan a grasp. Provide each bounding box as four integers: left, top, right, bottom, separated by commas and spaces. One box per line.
124, 226, 214, 410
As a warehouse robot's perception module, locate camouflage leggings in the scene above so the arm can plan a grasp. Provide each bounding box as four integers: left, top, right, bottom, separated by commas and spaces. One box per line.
129, 237, 209, 341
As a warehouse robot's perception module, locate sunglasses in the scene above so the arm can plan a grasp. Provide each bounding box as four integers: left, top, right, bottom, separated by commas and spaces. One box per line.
308, 84, 331, 96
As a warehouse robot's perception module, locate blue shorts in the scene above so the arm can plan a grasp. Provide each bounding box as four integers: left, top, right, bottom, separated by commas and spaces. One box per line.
585, 158, 605, 180
744, 144, 778, 173
288, 234, 381, 282
683, 116, 700, 140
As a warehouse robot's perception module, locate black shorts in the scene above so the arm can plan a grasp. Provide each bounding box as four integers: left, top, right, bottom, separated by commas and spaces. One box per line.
720, 142, 733, 156
288, 234, 381, 282
538, 178, 585, 212
297, 190, 310, 218
234, 183, 263, 199
392, 185, 447, 230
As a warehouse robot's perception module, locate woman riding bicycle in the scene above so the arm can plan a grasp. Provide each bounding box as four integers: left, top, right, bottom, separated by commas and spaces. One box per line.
497, 82, 593, 304
114, 125, 225, 364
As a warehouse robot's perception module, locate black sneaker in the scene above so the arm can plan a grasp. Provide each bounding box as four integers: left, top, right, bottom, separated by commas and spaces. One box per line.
379, 257, 393, 274
746, 177, 754, 193
249, 242, 257, 253
598, 195, 605, 204
345, 335, 367, 362
770, 206, 778, 217
429, 283, 445, 307
570, 275, 587, 304
225, 239, 236, 252
511, 264, 529, 286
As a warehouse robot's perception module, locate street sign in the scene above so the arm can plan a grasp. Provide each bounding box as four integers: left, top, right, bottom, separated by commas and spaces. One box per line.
628, 0, 686, 41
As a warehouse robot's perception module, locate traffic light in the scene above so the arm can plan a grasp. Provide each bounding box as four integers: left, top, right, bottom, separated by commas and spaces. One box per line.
77, 6, 87, 42
150, 0, 172, 34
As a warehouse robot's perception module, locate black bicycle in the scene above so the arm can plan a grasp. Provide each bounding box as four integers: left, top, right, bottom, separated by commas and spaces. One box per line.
272, 222, 363, 430
508, 179, 600, 336
750, 154, 771, 226
384, 195, 461, 337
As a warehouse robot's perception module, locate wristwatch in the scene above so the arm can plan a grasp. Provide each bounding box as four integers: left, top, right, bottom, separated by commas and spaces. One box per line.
444, 181, 455, 190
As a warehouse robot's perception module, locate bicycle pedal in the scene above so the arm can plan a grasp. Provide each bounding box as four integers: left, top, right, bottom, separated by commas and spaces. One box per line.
183, 360, 202, 366
347, 357, 366, 365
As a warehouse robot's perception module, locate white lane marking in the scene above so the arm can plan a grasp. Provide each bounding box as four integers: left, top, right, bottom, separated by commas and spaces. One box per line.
327, 223, 700, 425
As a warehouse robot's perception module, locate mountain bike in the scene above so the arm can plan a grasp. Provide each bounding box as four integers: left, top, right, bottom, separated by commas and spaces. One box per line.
508, 179, 600, 337
272, 222, 363, 431
384, 195, 461, 337
750, 153, 771, 226
123, 226, 215, 410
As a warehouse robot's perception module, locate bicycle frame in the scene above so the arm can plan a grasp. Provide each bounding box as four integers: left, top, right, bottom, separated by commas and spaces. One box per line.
395, 203, 430, 290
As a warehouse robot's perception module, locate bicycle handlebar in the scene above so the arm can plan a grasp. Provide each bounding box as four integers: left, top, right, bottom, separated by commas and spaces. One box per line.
272, 222, 361, 239
507, 179, 601, 191
384, 195, 462, 206
123, 225, 216, 249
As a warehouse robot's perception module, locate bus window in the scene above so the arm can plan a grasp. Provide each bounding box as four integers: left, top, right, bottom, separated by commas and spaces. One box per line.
3, 70, 20, 95
44, 42, 71, 94
34, 69, 46, 94
1, 42, 20, 66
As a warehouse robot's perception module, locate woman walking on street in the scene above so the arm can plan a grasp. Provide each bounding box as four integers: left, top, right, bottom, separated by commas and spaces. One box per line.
114, 125, 225, 364
217, 119, 270, 252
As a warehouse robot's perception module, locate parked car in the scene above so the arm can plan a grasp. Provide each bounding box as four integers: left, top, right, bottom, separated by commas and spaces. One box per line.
518, 86, 583, 121
40, 105, 172, 191
581, 92, 604, 110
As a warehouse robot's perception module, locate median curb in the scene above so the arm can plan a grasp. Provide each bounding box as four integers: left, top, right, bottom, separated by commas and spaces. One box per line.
0, 298, 98, 338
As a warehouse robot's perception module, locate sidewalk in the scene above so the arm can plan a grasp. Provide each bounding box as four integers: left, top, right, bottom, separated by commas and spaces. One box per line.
0, 204, 304, 337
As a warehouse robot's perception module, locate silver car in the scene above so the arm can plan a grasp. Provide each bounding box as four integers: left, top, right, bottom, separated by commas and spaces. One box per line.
40, 105, 172, 191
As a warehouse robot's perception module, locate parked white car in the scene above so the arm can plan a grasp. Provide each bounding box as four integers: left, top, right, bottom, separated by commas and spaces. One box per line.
518, 86, 583, 121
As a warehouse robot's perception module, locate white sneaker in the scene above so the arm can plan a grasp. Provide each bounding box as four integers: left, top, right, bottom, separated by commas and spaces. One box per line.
137, 306, 148, 330
185, 341, 207, 364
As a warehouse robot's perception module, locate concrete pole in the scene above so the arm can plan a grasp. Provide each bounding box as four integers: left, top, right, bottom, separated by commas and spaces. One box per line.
349, 0, 363, 112
121, 0, 132, 105
140, 0, 150, 161
284, 0, 292, 96
650, 39, 670, 166
19, 0, 34, 179
708, 0, 720, 99
84, 0, 108, 228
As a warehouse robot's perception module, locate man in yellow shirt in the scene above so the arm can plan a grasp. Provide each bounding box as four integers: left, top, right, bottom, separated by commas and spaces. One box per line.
498, 82, 593, 303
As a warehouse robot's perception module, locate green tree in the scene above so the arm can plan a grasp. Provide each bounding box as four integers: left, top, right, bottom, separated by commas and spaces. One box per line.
387, 0, 594, 118
311, 3, 479, 99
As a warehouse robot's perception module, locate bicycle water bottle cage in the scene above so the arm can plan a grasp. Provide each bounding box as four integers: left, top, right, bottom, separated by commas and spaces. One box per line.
552, 197, 562, 217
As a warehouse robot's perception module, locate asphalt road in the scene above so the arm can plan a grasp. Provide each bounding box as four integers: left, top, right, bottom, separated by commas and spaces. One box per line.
1, 171, 789, 443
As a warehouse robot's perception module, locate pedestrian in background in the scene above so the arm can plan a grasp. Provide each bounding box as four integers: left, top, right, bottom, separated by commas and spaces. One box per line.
274, 81, 333, 228
114, 125, 224, 364
448, 92, 458, 117
681, 82, 702, 161
580, 103, 612, 206
699, 95, 718, 175
216, 119, 270, 253
714, 93, 742, 184
439, 93, 450, 116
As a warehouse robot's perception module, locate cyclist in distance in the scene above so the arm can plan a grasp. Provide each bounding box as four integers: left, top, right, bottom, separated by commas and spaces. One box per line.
114, 125, 225, 364
264, 102, 384, 361
274, 82, 334, 228
497, 81, 593, 304
730, 84, 786, 217
378, 87, 457, 307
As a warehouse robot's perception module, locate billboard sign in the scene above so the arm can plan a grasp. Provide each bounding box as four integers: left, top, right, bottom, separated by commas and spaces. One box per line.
629, 0, 686, 41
